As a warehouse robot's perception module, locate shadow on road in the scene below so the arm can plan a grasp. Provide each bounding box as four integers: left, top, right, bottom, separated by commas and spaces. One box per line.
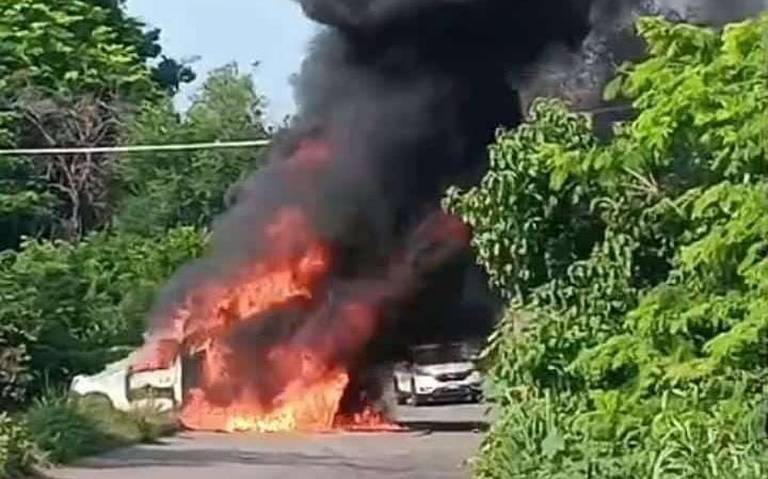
398, 420, 488, 433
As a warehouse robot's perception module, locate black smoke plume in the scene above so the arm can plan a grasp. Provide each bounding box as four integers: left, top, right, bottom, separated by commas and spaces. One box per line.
139, 0, 608, 422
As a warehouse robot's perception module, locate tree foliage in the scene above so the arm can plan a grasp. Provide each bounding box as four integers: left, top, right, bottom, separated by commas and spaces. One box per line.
0, 0, 192, 96
116, 64, 270, 234
0, 0, 196, 249
12, 90, 128, 240
0, 0, 153, 97
446, 15, 768, 478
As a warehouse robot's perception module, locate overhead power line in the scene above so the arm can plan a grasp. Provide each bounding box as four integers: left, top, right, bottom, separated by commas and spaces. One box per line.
0, 139, 271, 156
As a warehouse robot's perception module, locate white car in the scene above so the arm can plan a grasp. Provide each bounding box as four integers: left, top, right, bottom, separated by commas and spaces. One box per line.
69, 350, 184, 412
393, 343, 484, 406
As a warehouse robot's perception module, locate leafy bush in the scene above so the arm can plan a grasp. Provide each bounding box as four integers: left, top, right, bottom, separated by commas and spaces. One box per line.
0, 227, 207, 409
0, 413, 43, 478
447, 15, 768, 478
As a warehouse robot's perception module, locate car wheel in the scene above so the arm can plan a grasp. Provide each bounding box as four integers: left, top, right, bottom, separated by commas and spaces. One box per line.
407, 378, 419, 406
407, 378, 427, 406
393, 379, 407, 405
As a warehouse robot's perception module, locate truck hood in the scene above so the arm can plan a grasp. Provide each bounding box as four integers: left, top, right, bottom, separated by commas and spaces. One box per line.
73, 350, 141, 383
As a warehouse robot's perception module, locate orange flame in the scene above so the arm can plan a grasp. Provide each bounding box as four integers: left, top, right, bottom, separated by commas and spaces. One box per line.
181, 348, 350, 433
138, 206, 398, 433
334, 408, 405, 432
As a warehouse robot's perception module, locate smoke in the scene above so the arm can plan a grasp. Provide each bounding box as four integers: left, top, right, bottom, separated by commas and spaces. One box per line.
658, 0, 766, 23
521, 0, 766, 137
139, 0, 611, 426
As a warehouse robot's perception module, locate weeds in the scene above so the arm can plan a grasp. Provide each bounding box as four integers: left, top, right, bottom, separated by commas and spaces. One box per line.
0, 392, 177, 477
0, 413, 45, 479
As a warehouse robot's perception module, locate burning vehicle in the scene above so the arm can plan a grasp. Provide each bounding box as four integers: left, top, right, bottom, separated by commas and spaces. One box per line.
69, 351, 182, 413
101, 0, 607, 434
69, 344, 206, 414
393, 342, 483, 406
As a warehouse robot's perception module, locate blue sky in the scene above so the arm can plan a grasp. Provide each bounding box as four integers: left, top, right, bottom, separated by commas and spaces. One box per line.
126, 0, 317, 123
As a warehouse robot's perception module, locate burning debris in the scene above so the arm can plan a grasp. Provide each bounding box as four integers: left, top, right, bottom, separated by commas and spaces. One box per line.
134, 0, 606, 433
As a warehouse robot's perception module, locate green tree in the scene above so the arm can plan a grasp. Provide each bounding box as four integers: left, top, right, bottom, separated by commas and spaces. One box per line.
0, 0, 153, 97
116, 64, 270, 234
11, 91, 130, 240
0, 0, 195, 248
83, 0, 197, 93
447, 15, 767, 478
0, 0, 191, 96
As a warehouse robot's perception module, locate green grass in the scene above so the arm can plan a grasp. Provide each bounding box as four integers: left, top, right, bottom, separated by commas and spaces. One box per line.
25, 393, 177, 463
0, 393, 178, 477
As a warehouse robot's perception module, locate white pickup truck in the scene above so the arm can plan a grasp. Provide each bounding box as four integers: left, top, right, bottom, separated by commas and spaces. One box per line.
69, 346, 199, 412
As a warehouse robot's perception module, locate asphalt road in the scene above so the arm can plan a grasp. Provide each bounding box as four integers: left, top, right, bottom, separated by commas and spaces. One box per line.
50, 403, 489, 479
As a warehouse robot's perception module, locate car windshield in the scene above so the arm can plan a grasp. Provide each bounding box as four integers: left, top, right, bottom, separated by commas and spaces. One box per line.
412, 344, 469, 365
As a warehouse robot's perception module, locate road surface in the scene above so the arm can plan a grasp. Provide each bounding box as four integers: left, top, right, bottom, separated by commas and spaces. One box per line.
50, 404, 488, 479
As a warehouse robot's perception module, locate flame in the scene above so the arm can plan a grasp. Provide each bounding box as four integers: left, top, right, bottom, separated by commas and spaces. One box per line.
180, 348, 350, 433
141, 208, 329, 346
224, 370, 349, 433
137, 198, 402, 434
335, 407, 405, 432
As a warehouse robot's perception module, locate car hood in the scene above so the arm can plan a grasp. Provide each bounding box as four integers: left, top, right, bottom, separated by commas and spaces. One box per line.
414, 362, 475, 375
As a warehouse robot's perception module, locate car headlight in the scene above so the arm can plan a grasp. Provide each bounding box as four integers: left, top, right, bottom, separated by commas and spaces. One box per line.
412, 373, 438, 393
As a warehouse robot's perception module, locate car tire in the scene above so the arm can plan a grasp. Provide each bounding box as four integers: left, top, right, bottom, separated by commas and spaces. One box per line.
394, 379, 407, 405
407, 378, 428, 406
407, 378, 419, 406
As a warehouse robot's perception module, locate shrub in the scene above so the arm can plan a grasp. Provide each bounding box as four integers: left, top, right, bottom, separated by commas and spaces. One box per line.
447, 15, 768, 478
0, 226, 207, 409
0, 413, 44, 478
